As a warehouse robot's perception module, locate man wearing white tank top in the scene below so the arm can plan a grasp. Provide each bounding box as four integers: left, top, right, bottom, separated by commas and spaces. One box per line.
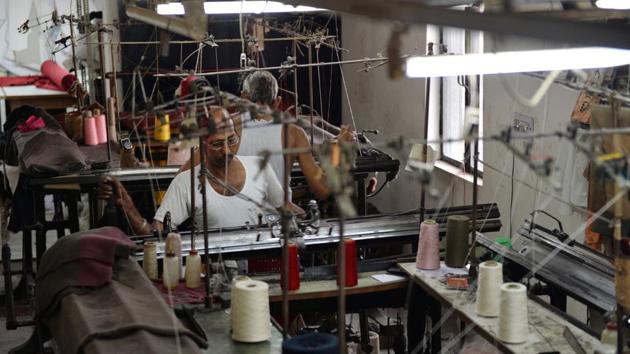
98, 108, 298, 233
182, 70, 355, 201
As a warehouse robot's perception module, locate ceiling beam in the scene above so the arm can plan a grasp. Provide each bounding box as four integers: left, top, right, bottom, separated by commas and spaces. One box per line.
285, 0, 630, 49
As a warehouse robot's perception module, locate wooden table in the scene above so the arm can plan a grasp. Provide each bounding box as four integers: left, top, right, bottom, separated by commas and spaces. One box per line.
399, 262, 601, 354
262, 271, 408, 303
195, 309, 283, 354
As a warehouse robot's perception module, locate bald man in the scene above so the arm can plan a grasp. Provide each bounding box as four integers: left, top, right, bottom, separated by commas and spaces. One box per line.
98, 108, 285, 234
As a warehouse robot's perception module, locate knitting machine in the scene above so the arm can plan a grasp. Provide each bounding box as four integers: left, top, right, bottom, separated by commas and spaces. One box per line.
131, 203, 502, 260
476, 212, 615, 333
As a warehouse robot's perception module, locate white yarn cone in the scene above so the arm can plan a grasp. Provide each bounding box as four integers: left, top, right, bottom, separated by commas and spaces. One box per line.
476, 261, 503, 317
231, 279, 271, 343
498, 282, 528, 344
142, 242, 158, 280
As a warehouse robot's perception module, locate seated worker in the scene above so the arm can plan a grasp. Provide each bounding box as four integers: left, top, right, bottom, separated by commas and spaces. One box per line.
99, 108, 295, 234
182, 70, 354, 201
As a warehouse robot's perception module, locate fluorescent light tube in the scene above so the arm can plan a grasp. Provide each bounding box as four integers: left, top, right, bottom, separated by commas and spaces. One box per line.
594, 0, 630, 10
405, 47, 630, 78
157, 1, 324, 15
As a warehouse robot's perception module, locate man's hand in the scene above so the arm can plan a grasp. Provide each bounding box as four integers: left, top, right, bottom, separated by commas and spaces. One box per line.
337, 124, 357, 143
98, 176, 132, 210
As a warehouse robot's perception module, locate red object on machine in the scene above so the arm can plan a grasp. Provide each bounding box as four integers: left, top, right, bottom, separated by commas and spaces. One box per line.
281, 242, 300, 290
40, 60, 77, 92
337, 238, 358, 287
179, 75, 198, 97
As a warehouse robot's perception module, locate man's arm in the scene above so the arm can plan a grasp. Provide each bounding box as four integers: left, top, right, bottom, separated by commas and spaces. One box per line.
286, 124, 331, 200
98, 176, 159, 235
263, 161, 305, 215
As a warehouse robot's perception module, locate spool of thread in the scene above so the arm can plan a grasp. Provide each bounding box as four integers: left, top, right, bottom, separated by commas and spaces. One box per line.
185, 250, 202, 288
281, 242, 300, 290
41, 60, 77, 91
231, 276, 251, 332
357, 331, 380, 354
231, 279, 271, 342
165, 232, 183, 279
282, 332, 339, 354
498, 282, 528, 344
475, 261, 503, 317
163, 253, 180, 290
445, 215, 470, 268
83, 110, 98, 146
142, 241, 158, 280
154, 113, 171, 141
336, 238, 358, 287
93, 108, 107, 144
416, 219, 440, 270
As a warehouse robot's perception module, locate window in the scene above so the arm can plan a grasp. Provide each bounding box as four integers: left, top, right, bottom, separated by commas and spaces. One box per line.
427, 24, 484, 174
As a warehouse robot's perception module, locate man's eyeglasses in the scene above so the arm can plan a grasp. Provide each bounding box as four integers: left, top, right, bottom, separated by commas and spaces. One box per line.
207, 135, 240, 151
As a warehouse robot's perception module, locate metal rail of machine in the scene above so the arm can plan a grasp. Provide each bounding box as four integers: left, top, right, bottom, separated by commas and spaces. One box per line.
476, 218, 615, 314
132, 203, 501, 260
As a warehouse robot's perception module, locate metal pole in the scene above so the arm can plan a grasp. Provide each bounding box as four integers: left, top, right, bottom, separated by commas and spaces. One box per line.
420, 43, 434, 223
69, 17, 81, 108
471, 139, 479, 265
97, 26, 112, 164
84, 35, 337, 45
337, 212, 346, 353
154, 56, 393, 78
199, 137, 212, 308
190, 147, 196, 250
293, 41, 299, 114
281, 112, 291, 339
308, 44, 314, 147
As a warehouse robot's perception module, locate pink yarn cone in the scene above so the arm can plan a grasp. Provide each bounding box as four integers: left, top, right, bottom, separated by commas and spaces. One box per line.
416, 219, 440, 270
83, 116, 98, 146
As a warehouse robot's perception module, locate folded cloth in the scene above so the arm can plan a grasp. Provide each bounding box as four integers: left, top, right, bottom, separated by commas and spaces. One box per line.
16, 115, 45, 133
35, 227, 138, 317
45, 257, 208, 354
0, 75, 64, 91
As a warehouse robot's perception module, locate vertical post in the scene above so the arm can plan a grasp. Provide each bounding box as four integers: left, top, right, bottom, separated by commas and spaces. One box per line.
420, 43, 434, 222
69, 17, 82, 108
281, 112, 291, 339
97, 26, 112, 164
337, 213, 346, 353
293, 41, 299, 114
199, 137, 211, 308
471, 138, 479, 265
308, 44, 314, 147
190, 147, 196, 250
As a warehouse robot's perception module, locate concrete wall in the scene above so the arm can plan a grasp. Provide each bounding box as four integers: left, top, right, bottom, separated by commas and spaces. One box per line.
340, 14, 427, 214
342, 23, 590, 321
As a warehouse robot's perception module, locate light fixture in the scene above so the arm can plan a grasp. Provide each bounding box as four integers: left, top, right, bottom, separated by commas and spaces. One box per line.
594, 0, 630, 10
405, 47, 630, 78
157, 1, 325, 15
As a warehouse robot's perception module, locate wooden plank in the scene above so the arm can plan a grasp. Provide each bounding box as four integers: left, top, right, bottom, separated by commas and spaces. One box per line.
399, 262, 601, 354
195, 309, 283, 354
256, 271, 408, 303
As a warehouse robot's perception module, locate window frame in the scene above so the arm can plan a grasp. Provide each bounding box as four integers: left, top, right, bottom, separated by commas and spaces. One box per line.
432, 25, 484, 178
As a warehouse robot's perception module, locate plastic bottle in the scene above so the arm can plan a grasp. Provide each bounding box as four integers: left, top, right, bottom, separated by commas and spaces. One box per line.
165, 232, 183, 279
185, 250, 202, 288
163, 253, 180, 290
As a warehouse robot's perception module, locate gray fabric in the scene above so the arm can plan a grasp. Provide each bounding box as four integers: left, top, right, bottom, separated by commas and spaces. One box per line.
14, 128, 87, 176
46, 257, 208, 354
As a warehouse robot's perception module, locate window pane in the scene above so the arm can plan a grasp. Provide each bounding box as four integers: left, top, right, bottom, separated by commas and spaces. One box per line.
442, 27, 466, 163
